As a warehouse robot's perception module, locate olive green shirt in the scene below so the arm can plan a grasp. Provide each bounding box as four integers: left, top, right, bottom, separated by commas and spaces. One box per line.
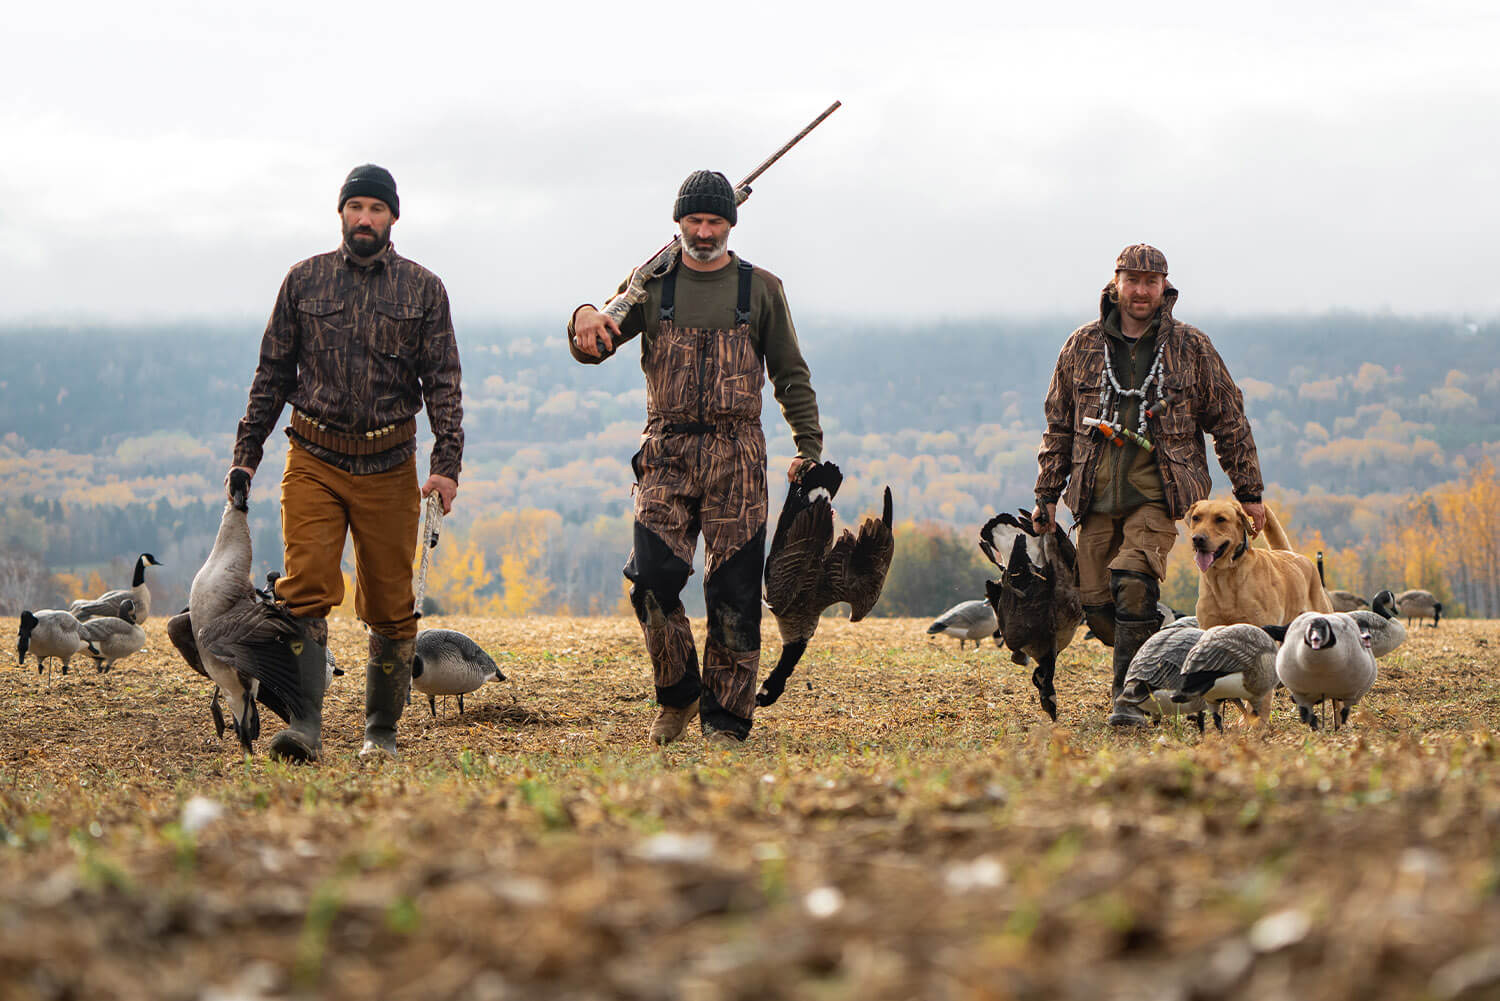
1090, 308, 1166, 514
567, 252, 823, 461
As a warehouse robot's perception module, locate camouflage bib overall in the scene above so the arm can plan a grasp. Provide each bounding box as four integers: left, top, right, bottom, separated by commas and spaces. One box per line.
625, 259, 769, 736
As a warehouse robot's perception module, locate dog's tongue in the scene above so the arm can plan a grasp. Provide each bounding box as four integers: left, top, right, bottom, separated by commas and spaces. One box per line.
1194, 550, 1216, 573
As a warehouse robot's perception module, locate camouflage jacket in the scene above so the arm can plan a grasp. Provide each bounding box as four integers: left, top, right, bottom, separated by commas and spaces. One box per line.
1035, 285, 1262, 521
234, 245, 464, 481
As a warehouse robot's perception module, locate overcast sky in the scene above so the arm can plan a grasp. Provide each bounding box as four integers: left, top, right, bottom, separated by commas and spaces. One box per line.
3, 0, 1497, 325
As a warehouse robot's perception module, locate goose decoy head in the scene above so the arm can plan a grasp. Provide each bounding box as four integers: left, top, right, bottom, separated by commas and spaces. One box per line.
1302, 617, 1336, 651
142, 553, 163, 567
118, 598, 138, 625
1371, 590, 1397, 620
227, 468, 252, 511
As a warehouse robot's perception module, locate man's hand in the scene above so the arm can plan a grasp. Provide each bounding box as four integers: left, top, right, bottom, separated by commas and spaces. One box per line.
1032, 502, 1058, 534
1241, 501, 1266, 536
571, 306, 620, 358
787, 457, 815, 484
422, 474, 458, 515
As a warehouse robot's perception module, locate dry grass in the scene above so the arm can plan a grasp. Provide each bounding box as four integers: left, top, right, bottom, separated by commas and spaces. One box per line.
3, 614, 1499, 1001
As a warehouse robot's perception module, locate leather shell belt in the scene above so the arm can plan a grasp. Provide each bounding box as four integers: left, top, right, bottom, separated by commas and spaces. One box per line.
291, 410, 416, 456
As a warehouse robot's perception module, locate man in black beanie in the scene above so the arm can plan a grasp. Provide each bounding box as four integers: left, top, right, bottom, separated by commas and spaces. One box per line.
228, 163, 465, 763
567, 170, 823, 747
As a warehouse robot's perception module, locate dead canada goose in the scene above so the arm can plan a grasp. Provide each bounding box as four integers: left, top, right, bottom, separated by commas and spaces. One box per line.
70, 553, 163, 623
1108, 624, 1211, 731
979, 509, 1083, 722
1348, 589, 1406, 659
1394, 589, 1442, 628
926, 600, 1001, 649
1275, 611, 1377, 731
411, 629, 506, 716
169, 602, 342, 742
79, 598, 147, 673
1174, 623, 1283, 726
187, 470, 324, 754
1328, 590, 1368, 613
758, 461, 895, 707
17, 609, 99, 685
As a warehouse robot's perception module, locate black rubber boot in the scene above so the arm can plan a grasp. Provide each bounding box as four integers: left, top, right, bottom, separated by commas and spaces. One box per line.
360, 633, 414, 760
1109, 569, 1162, 701
1111, 616, 1158, 701
1083, 603, 1116, 647
268, 617, 329, 764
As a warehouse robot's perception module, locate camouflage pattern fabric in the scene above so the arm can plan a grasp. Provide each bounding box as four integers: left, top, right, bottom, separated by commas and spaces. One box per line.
235, 244, 465, 480
643, 601, 698, 692
1036, 284, 1263, 521
1115, 244, 1169, 274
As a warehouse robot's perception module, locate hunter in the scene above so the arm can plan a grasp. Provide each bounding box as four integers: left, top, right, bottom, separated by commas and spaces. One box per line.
568, 170, 822, 746
232, 163, 465, 762
1031, 244, 1265, 708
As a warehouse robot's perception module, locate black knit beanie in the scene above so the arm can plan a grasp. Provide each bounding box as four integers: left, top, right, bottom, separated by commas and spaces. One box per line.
673, 170, 736, 225
339, 164, 400, 219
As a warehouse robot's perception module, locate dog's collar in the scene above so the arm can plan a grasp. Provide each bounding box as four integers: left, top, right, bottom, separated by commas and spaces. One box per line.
1229, 533, 1249, 562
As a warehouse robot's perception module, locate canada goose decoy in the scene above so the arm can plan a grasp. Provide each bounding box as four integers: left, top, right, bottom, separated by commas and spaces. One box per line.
1348, 589, 1406, 659
1108, 624, 1213, 731
1163, 615, 1199, 631
1173, 624, 1283, 726
758, 461, 895, 707
79, 598, 147, 673
169, 604, 343, 742
411, 629, 506, 716
926, 600, 1001, 650
187, 469, 326, 754
1275, 611, 1377, 731
70, 553, 163, 623
17, 609, 99, 686
979, 509, 1084, 722
1394, 589, 1442, 628
1328, 590, 1368, 613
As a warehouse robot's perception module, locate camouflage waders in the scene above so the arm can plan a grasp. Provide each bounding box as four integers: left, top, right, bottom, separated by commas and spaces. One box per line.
626, 259, 768, 740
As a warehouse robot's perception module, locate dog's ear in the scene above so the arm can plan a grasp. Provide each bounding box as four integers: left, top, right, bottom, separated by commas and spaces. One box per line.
1183, 500, 1203, 525
1233, 500, 1254, 536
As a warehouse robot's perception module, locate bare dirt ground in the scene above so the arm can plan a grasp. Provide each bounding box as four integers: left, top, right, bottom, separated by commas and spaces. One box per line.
2, 614, 1499, 1001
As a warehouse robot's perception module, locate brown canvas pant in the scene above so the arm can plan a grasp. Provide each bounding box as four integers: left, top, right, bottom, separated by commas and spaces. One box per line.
275, 442, 420, 640
1076, 502, 1179, 606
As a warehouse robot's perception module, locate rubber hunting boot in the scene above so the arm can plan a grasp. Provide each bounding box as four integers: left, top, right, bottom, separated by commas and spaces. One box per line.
360, 632, 414, 760
268, 617, 329, 763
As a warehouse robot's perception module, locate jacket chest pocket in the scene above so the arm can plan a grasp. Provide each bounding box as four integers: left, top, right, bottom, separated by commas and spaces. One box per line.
372, 297, 424, 361
296, 298, 347, 351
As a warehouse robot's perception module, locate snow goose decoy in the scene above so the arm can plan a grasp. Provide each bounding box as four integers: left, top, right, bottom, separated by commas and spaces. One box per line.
70, 553, 163, 623
1275, 611, 1377, 731
979, 509, 1084, 722
758, 461, 895, 707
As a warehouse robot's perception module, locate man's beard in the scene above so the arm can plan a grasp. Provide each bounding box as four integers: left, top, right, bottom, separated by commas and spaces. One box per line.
344, 223, 390, 258
680, 232, 728, 264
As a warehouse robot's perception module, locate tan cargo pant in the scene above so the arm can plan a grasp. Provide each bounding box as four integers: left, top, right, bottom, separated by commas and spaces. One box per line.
275, 443, 420, 639
1076, 502, 1179, 606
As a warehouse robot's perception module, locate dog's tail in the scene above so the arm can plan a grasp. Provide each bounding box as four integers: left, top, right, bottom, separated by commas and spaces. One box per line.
1262, 506, 1293, 550
1316, 551, 1326, 587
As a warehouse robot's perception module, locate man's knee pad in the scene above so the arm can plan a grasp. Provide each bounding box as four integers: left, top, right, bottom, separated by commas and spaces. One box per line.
705, 529, 765, 651
1110, 569, 1160, 621
624, 523, 692, 623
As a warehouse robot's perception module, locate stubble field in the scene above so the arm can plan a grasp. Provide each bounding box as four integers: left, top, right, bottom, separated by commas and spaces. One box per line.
2, 614, 1499, 1001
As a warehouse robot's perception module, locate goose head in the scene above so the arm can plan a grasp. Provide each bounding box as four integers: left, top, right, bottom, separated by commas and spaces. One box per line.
1302, 616, 1336, 651
141, 553, 163, 568
1371, 590, 1397, 620
118, 598, 138, 625
227, 469, 252, 512
18, 611, 37, 661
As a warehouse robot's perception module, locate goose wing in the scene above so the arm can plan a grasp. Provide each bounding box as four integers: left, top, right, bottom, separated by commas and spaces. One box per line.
979, 512, 1041, 571
196, 600, 309, 725
167, 609, 208, 680
820, 487, 894, 621
1179, 625, 1277, 695
1128, 626, 1203, 691
69, 590, 130, 622
764, 497, 834, 615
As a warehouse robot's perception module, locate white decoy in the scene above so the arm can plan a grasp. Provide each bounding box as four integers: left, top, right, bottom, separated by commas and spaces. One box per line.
926, 599, 1000, 650
1109, 624, 1213, 730
1394, 589, 1442, 628
1174, 624, 1282, 726
17, 609, 99, 685
1276, 611, 1377, 731
70, 553, 163, 623
79, 598, 147, 673
1348, 590, 1407, 659
411, 629, 506, 716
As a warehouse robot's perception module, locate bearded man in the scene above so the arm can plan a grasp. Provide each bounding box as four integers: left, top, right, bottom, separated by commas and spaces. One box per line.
1031, 244, 1265, 711
568, 170, 822, 746
231, 163, 464, 762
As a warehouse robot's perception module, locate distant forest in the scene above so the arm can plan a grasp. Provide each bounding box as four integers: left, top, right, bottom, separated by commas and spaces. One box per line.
2, 314, 1497, 618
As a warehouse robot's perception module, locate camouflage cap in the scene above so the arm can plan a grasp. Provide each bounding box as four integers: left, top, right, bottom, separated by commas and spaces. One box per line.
1114, 244, 1168, 275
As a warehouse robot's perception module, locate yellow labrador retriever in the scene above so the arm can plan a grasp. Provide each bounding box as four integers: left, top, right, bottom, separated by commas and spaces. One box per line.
1186, 497, 1332, 628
